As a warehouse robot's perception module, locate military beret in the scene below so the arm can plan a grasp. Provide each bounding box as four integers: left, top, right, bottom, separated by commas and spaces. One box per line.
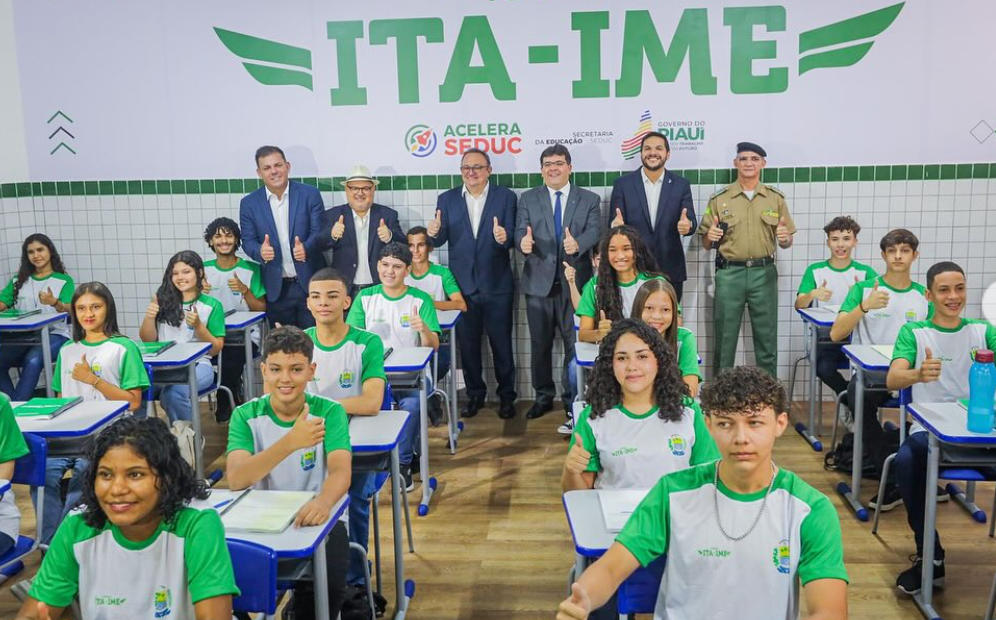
736, 142, 767, 157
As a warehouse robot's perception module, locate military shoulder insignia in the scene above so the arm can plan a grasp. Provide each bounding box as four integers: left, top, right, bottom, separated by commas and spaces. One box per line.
709, 187, 727, 200
766, 184, 785, 197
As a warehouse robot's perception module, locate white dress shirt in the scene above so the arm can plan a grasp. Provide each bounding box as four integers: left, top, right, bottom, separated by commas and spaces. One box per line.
546, 183, 570, 235
642, 168, 664, 231
463, 182, 490, 238
266, 185, 295, 277
353, 209, 373, 285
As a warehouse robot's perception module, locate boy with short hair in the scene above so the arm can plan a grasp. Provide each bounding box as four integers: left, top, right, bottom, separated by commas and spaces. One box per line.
830, 228, 932, 504
226, 326, 350, 619
347, 242, 440, 489
406, 226, 467, 424
556, 366, 848, 620
795, 216, 877, 398
886, 262, 996, 595
203, 217, 267, 422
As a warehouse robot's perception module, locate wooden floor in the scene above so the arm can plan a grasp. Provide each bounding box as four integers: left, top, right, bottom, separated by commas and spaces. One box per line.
3, 401, 996, 619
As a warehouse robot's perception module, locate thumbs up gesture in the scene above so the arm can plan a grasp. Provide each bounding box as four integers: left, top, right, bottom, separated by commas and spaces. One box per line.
145, 294, 160, 321
563, 261, 577, 286
492, 216, 507, 244
293, 236, 307, 262
184, 307, 201, 329
611, 207, 624, 228
919, 347, 943, 383
377, 218, 392, 243
597, 310, 612, 342
228, 273, 248, 296
563, 227, 579, 255
331, 215, 346, 241
408, 304, 426, 334
813, 279, 833, 303
287, 403, 325, 451
707, 215, 725, 243
557, 582, 593, 620
676, 208, 692, 235
260, 234, 275, 263
520, 225, 535, 255
565, 433, 593, 475
775, 216, 791, 244
38, 286, 57, 307
72, 353, 98, 385
863, 281, 890, 311
427, 210, 442, 237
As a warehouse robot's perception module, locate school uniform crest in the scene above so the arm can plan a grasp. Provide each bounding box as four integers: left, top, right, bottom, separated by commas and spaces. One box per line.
772, 541, 791, 574
667, 435, 686, 457
400, 313, 412, 328
153, 586, 172, 618
301, 448, 317, 471
91, 362, 102, 377
338, 371, 354, 389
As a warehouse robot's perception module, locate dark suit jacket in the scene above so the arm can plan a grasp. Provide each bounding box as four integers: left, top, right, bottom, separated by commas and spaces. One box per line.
429, 184, 517, 296
321, 203, 405, 285
610, 169, 696, 283
514, 184, 601, 297
239, 181, 327, 301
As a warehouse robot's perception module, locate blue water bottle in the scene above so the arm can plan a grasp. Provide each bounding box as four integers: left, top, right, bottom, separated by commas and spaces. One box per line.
967, 349, 996, 433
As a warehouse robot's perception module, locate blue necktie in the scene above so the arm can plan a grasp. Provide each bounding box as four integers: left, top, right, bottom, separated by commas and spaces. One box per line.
554, 191, 563, 243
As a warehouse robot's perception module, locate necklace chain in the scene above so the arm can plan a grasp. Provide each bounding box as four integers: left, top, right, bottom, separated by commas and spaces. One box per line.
713, 461, 777, 541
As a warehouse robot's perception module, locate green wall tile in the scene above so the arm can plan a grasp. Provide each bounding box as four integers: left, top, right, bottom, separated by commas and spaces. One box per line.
125, 180, 139, 194
923, 164, 940, 180
700, 169, 716, 184
421, 175, 437, 190
57, 182, 71, 196
303, 177, 318, 187
16, 182, 31, 197
574, 172, 590, 186
511, 173, 528, 189
0, 184, 14, 199
214, 179, 230, 193
200, 180, 215, 193
761, 169, 776, 183
376, 176, 391, 191
315, 178, 331, 192
84, 181, 98, 195
973, 163, 990, 179
166, 180, 181, 194
907, 165, 924, 180
891, 165, 907, 181
605, 171, 621, 186
42, 182, 56, 196
228, 179, 243, 193
590, 171, 605, 186
69, 181, 84, 195
684, 170, 699, 184
778, 168, 794, 183
811, 167, 826, 182
529, 173, 543, 186
956, 164, 972, 179
874, 166, 890, 181
859, 166, 874, 182
842, 167, 859, 182
142, 180, 156, 194
407, 176, 422, 190
32, 182, 41, 196
437, 175, 453, 190
392, 176, 407, 190
794, 168, 810, 183
939, 164, 956, 180
989, 163, 996, 179
716, 169, 732, 184
827, 167, 842, 182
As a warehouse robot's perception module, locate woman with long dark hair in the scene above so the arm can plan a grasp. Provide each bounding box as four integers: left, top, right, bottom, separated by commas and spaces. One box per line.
0, 234, 74, 400
631, 278, 702, 397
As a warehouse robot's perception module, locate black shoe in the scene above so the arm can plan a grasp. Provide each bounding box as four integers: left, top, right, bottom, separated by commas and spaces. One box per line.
401, 465, 417, 493
896, 555, 945, 595
869, 485, 903, 512
214, 400, 233, 424
461, 397, 484, 418
498, 399, 516, 419
427, 394, 444, 427
526, 401, 554, 419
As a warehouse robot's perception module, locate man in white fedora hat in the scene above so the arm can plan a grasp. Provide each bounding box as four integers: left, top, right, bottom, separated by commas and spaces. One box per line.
322, 165, 405, 296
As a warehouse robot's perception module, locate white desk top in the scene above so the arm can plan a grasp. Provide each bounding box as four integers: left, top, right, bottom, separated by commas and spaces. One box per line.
0, 312, 68, 330
192, 490, 349, 559
384, 347, 433, 373
436, 310, 461, 330
908, 402, 996, 446
142, 341, 212, 368
563, 489, 616, 557
225, 311, 267, 330
349, 409, 410, 453
843, 344, 891, 371
796, 307, 837, 327
576, 342, 599, 368
13, 400, 129, 438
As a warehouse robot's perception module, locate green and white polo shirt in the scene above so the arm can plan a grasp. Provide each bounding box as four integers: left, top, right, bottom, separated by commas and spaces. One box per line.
797, 259, 877, 308
227, 393, 351, 493
204, 258, 266, 313
29, 508, 239, 619
53, 336, 150, 401
839, 277, 932, 345
893, 318, 996, 434
346, 285, 440, 349
576, 272, 659, 319
0, 394, 29, 543
156, 294, 226, 366
675, 327, 701, 381
405, 262, 461, 303
305, 326, 386, 402
617, 464, 848, 620
0, 273, 75, 338
570, 399, 718, 490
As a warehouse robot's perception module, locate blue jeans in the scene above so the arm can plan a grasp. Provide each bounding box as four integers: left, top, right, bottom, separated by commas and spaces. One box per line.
347, 471, 378, 585
435, 340, 451, 385
144, 362, 215, 422
395, 378, 430, 466
0, 333, 68, 401
567, 355, 579, 401
30, 457, 87, 544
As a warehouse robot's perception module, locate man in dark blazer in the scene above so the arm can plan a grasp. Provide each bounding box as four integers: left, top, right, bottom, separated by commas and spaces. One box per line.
321, 165, 405, 297
428, 148, 517, 419
240, 145, 328, 328
515, 144, 601, 419
610, 132, 696, 300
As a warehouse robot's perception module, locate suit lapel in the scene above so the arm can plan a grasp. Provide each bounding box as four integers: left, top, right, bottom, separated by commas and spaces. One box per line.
367, 204, 381, 252
562, 187, 581, 237
634, 170, 651, 227
539, 188, 555, 240
258, 189, 279, 242
654, 171, 674, 230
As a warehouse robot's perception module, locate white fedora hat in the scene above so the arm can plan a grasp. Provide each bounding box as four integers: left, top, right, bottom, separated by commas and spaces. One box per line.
340, 165, 380, 187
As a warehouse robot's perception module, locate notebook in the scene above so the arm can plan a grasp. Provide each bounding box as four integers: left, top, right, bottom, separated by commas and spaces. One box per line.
0, 308, 42, 320
871, 345, 894, 360
14, 396, 82, 420
220, 489, 315, 533
138, 341, 176, 357
598, 489, 650, 533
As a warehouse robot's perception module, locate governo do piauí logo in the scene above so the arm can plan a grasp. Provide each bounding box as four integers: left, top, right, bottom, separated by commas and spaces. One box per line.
213, 3, 905, 106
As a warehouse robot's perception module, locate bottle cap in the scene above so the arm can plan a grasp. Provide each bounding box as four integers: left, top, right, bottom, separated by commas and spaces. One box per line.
976, 349, 995, 363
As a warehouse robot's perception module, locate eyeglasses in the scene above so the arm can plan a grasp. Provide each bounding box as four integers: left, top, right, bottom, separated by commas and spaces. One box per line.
542, 160, 569, 168
346, 185, 374, 194
736, 156, 763, 163
460, 165, 489, 173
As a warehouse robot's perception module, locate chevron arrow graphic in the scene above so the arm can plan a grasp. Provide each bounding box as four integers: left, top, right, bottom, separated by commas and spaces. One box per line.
48, 127, 75, 140
50, 142, 76, 155
47, 110, 73, 124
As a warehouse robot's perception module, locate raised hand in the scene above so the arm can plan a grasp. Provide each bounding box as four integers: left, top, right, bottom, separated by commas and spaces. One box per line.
676, 208, 692, 235
813, 279, 833, 303
863, 281, 890, 311
184, 308, 201, 329
563, 261, 577, 287
520, 225, 535, 255
145, 295, 160, 321
202, 278, 213, 294
611, 208, 624, 228
563, 227, 579, 255
557, 582, 592, 620
260, 234, 275, 263
597, 310, 612, 342
38, 287, 57, 307
707, 215, 725, 243
565, 433, 592, 474
331, 215, 346, 241
71, 353, 97, 385
377, 218, 392, 243
427, 210, 442, 237
492, 216, 507, 244
776, 217, 791, 244
228, 274, 248, 295
293, 236, 307, 262
287, 403, 325, 451
919, 347, 942, 383
409, 304, 426, 333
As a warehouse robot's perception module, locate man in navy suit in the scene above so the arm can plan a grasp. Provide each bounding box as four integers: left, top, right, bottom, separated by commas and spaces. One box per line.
321, 165, 405, 297
428, 149, 518, 419
610, 132, 696, 300
240, 145, 328, 328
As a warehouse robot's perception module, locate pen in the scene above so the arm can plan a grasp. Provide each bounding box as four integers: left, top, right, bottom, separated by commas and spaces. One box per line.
213, 499, 234, 511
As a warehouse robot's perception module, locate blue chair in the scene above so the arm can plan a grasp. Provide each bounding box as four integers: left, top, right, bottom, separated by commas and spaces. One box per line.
617, 555, 667, 615
0, 433, 47, 576
228, 539, 279, 615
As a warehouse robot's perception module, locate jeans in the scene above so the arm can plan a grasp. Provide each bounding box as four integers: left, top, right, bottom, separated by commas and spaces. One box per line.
567, 356, 579, 402
0, 333, 69, 401
395, 379, 431, 466
814, 339, 849, 398
895, 432, 944, 560
846, 375, 892, 479
144, 362, 215, 422
347, 471, 378, 585
30, 457, 87, 544
435, 339, 451, 385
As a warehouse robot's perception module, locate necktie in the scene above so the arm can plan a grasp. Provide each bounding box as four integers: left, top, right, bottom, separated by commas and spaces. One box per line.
554, 191, 563, 243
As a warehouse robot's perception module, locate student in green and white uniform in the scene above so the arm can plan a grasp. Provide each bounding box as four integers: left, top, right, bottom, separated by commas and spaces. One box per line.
139, 251, 226, 424
631, 278, 701, 397
202, 217, 267, 422
0, 234, 74, 401
557, 366, 848, 620
795, 216, 877, 399
577, 226, 664, 344
227, 326, 350, 619
20, 416, 239, 620
42, 282, 150, 544
0, 393, 29, 559
830, 229, 932, 503
886, 262, 996, 595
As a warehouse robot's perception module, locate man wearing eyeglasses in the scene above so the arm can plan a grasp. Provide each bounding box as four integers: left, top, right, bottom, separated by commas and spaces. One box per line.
322, 165, 405, 297
697, 142, 796, 378
427, 148, 518, 419
516, 144, 602, 420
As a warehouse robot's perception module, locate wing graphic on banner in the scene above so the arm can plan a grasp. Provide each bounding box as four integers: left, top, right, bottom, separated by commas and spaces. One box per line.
214, 27, 314, 90
797, 3, 905, 75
